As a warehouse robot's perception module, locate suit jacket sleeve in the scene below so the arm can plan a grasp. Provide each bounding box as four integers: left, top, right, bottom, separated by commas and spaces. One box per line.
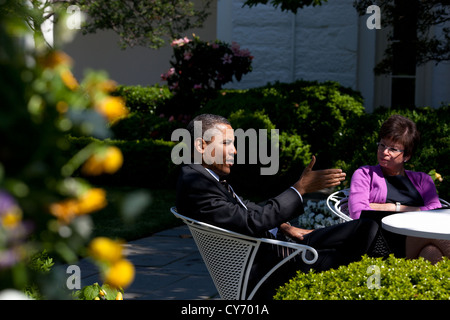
176, 164, 304, 237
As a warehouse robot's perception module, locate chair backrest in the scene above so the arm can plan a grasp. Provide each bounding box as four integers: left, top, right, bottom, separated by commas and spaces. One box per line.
170, 207, 318, 300
326, 188, 353, 222
327, 188, 450, 223
440, 198, 450, 208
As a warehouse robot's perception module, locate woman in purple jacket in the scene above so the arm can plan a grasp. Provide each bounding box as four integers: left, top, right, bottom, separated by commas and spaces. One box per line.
349, 115, 441, 220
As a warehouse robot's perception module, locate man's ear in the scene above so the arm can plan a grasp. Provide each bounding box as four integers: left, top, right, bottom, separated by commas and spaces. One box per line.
194, 137, 206, 154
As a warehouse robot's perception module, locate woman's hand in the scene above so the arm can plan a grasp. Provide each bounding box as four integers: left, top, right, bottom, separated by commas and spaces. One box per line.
279, 223, 313, 241
369, 203, 421, 212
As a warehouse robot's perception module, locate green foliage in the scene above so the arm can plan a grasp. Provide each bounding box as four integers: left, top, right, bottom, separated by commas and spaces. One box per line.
68, 136, 178, 189
22, 250, 55, 299
76, 0, 213, 49
222, 109, 311, 197
335, 105, 450, 197
111, 111, 184, 141
275, 255, 450, 300
0, 0, 123, 296
110, 80, 448, 198
160, 36, 253, 118
110, 85, 179, 141
112, 85, 172, 114
163, 36, 253, 93
202, 80, 365, 169
28, 250, 54, 273
354, 0, 450, 74
74, 282, 122, 300
244, 0, 327, 14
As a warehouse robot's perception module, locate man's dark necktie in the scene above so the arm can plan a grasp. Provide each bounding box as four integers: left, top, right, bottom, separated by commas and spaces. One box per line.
220, 180, 236, 199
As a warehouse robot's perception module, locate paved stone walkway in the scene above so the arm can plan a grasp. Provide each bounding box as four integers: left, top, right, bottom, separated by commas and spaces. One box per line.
77, 225, 218, 300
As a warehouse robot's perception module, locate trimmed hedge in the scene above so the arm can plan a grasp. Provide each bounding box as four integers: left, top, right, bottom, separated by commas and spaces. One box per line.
84, 80, 449, 199
334, 106, 450, 198
112, 84, 172, 114
200, 80, 365, 170
68, 136, 178, 188
275, 255, 450, 300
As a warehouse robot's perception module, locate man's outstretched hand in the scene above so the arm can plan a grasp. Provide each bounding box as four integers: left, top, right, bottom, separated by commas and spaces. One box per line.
293, 155, 346, 195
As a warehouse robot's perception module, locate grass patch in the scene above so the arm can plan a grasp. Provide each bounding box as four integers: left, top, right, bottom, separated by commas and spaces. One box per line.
90, 186, 180, 241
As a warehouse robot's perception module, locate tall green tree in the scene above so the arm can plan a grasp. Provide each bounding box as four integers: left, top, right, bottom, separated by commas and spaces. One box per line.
73, 0, 213, 49
18, 0, 212, 49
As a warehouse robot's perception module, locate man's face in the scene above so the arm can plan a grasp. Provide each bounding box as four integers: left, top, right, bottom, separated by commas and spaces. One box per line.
199, 123, 236, 177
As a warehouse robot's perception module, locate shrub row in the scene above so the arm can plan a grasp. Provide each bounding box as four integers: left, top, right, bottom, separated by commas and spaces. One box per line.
274, 255, 450, 300
76, 81, 449, 199
68, 136, 178, 189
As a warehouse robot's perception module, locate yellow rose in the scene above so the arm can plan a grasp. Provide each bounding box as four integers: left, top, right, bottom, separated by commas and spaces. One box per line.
77, 188, 107, 215
82, 146, 123, 176
60, 69, 79, 91
38, 51, 73, 69
89, 237, 123, 263
98, 80, 118, 93
95, 96, 129, 123
49, 199, 79, 223
115, 292, 123, 300
102, 146, 124, 174
49, 188, 107, 223
104, 259, 135, 289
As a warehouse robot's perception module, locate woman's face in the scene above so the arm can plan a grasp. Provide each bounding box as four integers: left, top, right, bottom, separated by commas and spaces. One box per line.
377, 138, 410, 174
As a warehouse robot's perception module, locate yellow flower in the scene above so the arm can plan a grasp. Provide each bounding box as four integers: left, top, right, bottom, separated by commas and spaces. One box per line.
60, 69, 79, 91
435, 172, 443, 182
49, 199, 79, 224
102, 147, 124, 174
115, 292, 123, 300
104, 259, 135, 289
77, 188, 107, 215
49, 188, 107, 223
95, 96, 129, 123
88, 237, 123, 263
1, 207, 22, 229
38, 51, 73, 69
98, 80, 118, 93
82, 146, 124, 176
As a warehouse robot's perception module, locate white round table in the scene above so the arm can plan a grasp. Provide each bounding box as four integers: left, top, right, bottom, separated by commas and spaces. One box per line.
381, 209, 450, 240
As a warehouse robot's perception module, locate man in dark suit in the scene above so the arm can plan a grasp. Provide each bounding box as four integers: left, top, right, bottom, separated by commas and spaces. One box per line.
176, 114, 379, 298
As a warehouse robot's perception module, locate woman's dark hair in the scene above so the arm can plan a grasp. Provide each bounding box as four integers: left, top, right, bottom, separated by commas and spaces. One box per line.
379, 114, 420, 158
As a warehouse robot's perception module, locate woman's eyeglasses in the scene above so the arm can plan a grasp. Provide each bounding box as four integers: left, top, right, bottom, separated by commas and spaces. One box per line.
377, 142, 404, 155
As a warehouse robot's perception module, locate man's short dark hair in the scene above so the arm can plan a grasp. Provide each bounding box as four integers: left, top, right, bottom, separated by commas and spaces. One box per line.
186, 114, 231, 144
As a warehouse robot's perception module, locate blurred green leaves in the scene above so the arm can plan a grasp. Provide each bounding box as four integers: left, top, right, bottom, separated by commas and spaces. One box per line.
275, 255, 450, 300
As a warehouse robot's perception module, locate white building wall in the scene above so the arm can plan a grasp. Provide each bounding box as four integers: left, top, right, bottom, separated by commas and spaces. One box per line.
218, 0, 450, 110
63, 1, 217, 86
62, 0, 449, 109
219, 0, 359, 90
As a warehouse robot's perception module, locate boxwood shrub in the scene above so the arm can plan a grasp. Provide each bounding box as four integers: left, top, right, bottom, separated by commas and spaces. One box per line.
68, 136, 178, 188
334, 105, 450, 198
200, 80, 365, 169
275, 255, 450, 300
104, 81, 449, 199
226, 109, 312, 197
112, 84, 172, 114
